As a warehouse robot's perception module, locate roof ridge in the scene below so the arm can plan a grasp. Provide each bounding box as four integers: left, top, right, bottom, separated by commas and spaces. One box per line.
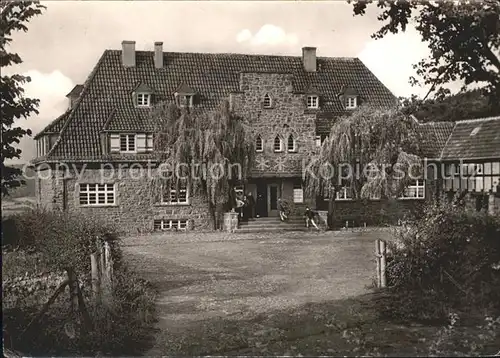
456, 115, 500, 124
106, 48, 359, 60
46, 50, 109, 159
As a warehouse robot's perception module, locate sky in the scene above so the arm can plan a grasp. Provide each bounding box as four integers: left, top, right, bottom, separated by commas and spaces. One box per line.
6, 0, 439, 164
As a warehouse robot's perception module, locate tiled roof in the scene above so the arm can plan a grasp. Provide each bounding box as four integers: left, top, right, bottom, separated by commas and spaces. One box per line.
34, 109, 71, 139
417, 121, 456, 159
440, 116, 500, 160
38, 49, 397, 161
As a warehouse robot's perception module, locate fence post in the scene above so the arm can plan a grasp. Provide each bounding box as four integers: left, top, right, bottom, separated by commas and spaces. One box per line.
375, 239, 381, 287
379, 239, 387, 288
375, 239, 387, 288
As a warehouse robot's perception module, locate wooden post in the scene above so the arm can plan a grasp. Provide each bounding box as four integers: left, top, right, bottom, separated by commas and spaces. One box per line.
375, 239, 387, 288
379, 239, 387, 288
375, 239, 381, 287
67, 268, 79, 314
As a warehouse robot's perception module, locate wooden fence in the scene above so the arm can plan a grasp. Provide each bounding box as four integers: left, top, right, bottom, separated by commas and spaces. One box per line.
17, 236, 114, 341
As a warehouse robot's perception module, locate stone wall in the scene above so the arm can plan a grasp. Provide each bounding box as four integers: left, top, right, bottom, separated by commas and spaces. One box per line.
233, 73, 317, 176
35, 166, 212, 234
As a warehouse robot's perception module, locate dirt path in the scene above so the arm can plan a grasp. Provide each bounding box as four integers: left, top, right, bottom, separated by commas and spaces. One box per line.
122, 230, 384, 355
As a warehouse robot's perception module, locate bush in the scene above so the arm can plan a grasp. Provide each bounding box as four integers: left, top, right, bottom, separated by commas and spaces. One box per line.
382, 202, 500, 322
2, 209, 157, 355
2, 208, 120, 274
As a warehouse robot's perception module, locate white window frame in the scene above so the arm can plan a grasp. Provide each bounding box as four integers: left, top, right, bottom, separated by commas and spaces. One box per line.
179, 94, 194, 108
79, 183, 116, 206
287, 134, 296, 152
293, 183, 303, 203
136, 93, 151, 107
263, 94, 272, 108
336, 186, 353, 201
399, 179, 425, 200
161, 180, 189, 205
154, 219, 188, 231
256, 135, 263, 152
119, 134, 136, 153
346, 96, 357, 109
307, 95, 319, 109
274, 136, 283, 152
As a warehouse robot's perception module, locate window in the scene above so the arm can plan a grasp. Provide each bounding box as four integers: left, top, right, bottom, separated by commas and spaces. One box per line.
293, 183, 303, 203
443, 162, 499, 193
400, 179, 425, 199
336, 186, 353, 200
287, 134, 296, 152
119, 134, 136, 153
161, 180, 189, 205
315, 134, 328, 147
154, 219, 188, 231
179, 95, 193, 108
274, 135, 283, 152
307, 95, 319, 109
256, 135, 263, 152
79, 184, 115, 206
346, 96, 357, 109
136, 93, 151, 107
263, 94, 272, 108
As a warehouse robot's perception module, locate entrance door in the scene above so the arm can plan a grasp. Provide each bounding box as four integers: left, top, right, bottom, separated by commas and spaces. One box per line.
256, 181, 268, 217
268, 184, 280, 217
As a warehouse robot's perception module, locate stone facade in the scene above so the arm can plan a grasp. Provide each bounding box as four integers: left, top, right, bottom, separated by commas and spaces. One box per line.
35, 165, 212, 234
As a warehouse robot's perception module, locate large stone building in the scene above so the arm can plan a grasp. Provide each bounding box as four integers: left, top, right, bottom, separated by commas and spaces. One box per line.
36, 41, 496, 233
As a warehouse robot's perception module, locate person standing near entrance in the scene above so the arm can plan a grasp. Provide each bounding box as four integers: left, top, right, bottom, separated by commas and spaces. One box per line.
246, 192, 255, 220
278, 198, 288, 222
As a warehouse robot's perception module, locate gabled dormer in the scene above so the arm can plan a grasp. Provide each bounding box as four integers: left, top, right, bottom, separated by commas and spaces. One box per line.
338, 86, 359, 110
174, 84, 197, 109
133, 83, 153, 108
66, 84, 83, 109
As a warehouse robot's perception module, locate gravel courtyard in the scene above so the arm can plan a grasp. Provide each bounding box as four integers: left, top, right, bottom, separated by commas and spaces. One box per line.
122, 230, 391, 355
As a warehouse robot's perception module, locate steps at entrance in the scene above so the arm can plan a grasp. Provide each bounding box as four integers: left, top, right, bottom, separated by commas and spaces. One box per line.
236, 216, 309, 233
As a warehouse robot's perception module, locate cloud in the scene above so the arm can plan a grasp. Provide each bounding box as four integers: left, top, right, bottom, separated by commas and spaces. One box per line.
236, 24, 299, 46
6, 70, 74, 164
358, 27, 431, 98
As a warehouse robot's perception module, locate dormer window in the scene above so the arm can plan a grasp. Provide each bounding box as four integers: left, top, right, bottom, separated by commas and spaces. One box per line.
307, 95, 319, 109
287, 134, 296, 152
174, 84, 196, 109
263, 94, 272, 108
346, 96, 357, 109
274, 135, 283, 152
179, 94, 194, 108
136, 93, 151, 107
256, 135, 263, 152
120, 134, 136, 153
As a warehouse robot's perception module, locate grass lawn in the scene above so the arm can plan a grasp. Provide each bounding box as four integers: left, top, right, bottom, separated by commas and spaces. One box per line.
119, 230, 499, 356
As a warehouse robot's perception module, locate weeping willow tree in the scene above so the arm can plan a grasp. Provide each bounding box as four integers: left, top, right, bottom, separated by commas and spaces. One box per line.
304, 105, 423, 226
150, 100, 254, 230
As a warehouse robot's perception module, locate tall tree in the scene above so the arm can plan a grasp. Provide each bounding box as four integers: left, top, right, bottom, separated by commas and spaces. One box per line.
1, 1, 45, 196
352, 0, 500, 105
400, 89, 500, 122
151, 101, 254, 230
304, 106, 422, 226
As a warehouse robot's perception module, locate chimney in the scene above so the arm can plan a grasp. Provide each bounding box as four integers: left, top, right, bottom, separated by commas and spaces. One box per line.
154, 41, 163, 69
122, 40, 136, 67
302, 47, 317, 72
